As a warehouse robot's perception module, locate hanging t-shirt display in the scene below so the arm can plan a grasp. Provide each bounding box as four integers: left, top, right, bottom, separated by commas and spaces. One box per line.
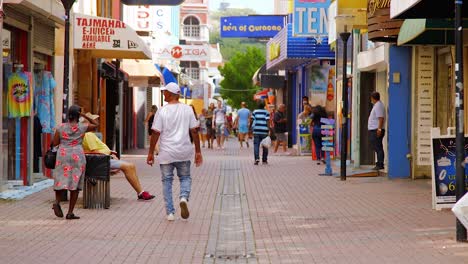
7, 71, 34, 118
34, 71, 56, 133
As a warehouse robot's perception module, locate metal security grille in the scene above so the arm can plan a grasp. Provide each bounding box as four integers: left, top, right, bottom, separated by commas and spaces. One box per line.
33, 22, 55, 55
3, 5, 30, 26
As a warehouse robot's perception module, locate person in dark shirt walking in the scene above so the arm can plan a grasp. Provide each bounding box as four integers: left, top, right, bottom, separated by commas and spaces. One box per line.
273, 104, 288, 154
312, 105, 327, 165
251, 101, 270, 165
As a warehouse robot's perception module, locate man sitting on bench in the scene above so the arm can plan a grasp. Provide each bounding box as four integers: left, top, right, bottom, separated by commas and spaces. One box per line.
82, 114, 155, 201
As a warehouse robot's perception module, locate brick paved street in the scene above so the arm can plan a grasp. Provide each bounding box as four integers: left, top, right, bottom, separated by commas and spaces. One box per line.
1, 139, 468, 263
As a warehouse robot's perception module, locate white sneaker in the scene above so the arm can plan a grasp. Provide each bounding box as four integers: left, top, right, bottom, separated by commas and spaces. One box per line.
167, 213, 175, 221
180, 198, 190, 219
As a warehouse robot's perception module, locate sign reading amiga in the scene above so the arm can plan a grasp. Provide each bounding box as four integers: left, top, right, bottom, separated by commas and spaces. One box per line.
154, 45, 210, 61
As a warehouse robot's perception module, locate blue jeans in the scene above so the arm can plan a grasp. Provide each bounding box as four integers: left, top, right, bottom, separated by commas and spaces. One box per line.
312, 125, 322, 160
160, 161, 192, 215
254, 134, 269, 162
369, 129, 385, 168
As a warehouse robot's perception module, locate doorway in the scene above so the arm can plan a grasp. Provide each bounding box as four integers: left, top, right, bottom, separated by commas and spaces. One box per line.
359, 72, 375, 165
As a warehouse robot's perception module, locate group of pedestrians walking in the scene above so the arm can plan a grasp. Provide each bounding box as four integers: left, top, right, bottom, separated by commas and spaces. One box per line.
49, 80, 386, 222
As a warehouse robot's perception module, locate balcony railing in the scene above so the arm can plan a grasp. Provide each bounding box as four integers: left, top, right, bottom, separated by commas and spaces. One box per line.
180, 25, 210, 43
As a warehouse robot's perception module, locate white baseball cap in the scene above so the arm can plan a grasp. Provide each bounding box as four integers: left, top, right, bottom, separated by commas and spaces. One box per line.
161, 82, 181, 95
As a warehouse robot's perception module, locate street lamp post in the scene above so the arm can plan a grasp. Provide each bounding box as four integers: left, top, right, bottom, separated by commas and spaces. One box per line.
339, 29, 351, 181
60, 0, 75, 122
58, 0, 75, 201
454, 0, 467, 242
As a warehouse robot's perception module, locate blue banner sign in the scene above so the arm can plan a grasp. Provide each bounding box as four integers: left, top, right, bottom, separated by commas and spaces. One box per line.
293, 0, 331, 37
220, 16, 286, 38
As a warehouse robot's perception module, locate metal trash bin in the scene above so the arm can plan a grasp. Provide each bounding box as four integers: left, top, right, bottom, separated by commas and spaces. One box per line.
83, 154, 111, 209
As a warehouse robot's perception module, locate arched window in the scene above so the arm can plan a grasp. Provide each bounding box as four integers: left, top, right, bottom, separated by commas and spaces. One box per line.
183, 16, 200, 37
181, 61, 200, 80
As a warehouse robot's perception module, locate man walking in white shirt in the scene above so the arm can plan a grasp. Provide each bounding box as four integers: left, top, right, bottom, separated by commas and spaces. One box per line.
368, 92, 386, 170
147, 82, 203, 221
213, 100, 227, 149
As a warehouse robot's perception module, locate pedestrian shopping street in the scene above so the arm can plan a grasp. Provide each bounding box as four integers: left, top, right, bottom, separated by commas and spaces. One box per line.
0, 141, 467, 264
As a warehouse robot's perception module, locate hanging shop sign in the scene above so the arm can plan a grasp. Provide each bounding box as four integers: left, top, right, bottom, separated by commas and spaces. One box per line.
220, 16, 285, 38
73, 13, 151, 59
123, 5, 172, 33
121, 0, 184, 5
267, 24, 334, 71
293, 0, 331, 38
154, 45, 210, 61
269, 43, 281, 61
431, 129, 468, 210
367, 0, 403, 42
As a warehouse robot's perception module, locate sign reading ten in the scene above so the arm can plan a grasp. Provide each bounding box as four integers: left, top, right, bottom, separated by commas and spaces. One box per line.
293, 0, 331, 37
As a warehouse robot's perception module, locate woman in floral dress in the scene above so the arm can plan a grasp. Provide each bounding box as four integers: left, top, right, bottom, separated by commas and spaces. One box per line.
52, 105, 98, 220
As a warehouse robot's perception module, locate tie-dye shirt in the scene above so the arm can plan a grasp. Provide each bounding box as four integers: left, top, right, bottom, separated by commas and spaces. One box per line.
34, 71, 57, 133
7, 71, 33, 118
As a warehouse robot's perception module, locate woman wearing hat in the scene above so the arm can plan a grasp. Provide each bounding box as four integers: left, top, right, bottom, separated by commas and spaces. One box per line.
51, 105, 99, 220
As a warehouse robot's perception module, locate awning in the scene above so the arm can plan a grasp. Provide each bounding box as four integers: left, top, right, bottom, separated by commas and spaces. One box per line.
391, 0, 468, 19
252, 63, 285, 89
253, 89, 269, 100
73, 13, 151, 60
397, 19, 468, 46
267, 24, 334, 72
121, 59, 162, 87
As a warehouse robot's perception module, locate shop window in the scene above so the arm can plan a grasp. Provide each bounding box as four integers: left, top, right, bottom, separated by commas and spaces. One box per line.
2, 26, 29, 183
183, 16, 200, 38
181, 61, 200, 80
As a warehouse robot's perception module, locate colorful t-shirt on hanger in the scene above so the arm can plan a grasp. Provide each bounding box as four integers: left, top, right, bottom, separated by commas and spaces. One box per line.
34, 71, 56, 133
7, 71, 34, 118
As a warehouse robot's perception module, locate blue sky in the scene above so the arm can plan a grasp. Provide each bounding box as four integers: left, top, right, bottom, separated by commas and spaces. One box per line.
209, 0, 274, 14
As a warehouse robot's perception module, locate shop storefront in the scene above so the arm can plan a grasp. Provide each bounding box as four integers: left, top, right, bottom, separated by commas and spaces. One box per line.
73, 13, 152, 155
393, 0, 468, 179
120, 59, 162, 150
1, 1, 63, 191
267, 23, 334, 150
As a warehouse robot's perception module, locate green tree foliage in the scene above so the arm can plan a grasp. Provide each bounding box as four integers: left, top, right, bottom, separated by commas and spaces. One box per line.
209, 8, 266, 61
218, 47, 265, 109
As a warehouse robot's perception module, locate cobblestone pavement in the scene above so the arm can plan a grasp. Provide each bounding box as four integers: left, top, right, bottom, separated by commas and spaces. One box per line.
0, 139, 468, 264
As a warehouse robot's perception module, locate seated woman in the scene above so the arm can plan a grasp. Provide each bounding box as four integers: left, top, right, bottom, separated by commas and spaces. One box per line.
82, 114, 155, 201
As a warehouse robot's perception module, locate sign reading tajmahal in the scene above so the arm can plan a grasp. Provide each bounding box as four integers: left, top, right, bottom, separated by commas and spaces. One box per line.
73, 13, 150, 59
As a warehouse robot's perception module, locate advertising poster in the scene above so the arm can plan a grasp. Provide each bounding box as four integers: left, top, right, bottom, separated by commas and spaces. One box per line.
298, 123, 312, 155
432, 136, 468, 209
308, 62, 335, 113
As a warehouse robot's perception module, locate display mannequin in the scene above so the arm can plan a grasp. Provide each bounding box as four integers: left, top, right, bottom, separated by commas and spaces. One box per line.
34, 63, 56, 133
7, 64, 33, 118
